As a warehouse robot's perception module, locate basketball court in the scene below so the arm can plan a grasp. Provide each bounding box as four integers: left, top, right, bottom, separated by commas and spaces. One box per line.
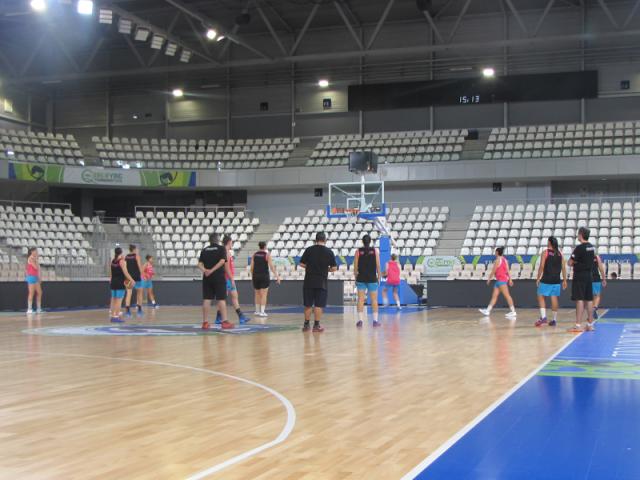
0, 305, 612, 479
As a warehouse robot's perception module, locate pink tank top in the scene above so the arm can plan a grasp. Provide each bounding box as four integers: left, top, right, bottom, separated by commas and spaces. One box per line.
225, 255, 235, 280
495, 257, 510, 282
143, 263, 154, 280
26, 261, 38, 277
386, 261, 401, 285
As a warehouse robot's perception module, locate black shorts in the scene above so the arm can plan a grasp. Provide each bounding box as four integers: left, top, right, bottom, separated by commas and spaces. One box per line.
203, 278, 227, 301
303, 288, 328, 308
253, 275, 270, 290
571, 276, 593, 301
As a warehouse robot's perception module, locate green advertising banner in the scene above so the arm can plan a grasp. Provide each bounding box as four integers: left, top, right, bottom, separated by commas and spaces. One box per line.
9, 162, 65, 183
140, 170, 196, 188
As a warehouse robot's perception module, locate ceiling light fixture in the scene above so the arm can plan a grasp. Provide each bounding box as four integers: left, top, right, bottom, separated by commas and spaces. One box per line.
482, 67, 495, 78
118, 18, 133, 34
30, 0, 46, 12
134, 27, 150, 42
205, 28, 217, 40
165, 42, 178, 56
150, 34, 165, 49
318, 79, 329, 88
98, 8, 112, 24
77, 0, 93, 15
172, 88, 184, 98
179, 49, 192, 63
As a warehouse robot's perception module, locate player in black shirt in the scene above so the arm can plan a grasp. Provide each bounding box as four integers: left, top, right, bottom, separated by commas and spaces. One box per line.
124, 244, 144, 317
299, 232, 337, 332
109, 247, 134, 323
535, 236, 567, 327
250, 242, 281, 317
568, 227, 596, 332
198, 233, 233, 330
353, 234, 382, 328
591, 254, 607, 319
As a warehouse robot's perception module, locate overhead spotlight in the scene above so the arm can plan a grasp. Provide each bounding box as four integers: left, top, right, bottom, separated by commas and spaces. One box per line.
172, 88, 184, 98
318, 79, 329, 88
150, 34, 165, 50
134, 27, 150, 42
482, 67, 495, 78
77, 0, 93, 15
98, 8, 112, 24
30, 0, 46, 12
118, 18, 132, 34
179, 49, 192, 63
132, 114, 139, 120
205, 28, 217, 40
165, 42, 178, 56
216, 35, 225, 42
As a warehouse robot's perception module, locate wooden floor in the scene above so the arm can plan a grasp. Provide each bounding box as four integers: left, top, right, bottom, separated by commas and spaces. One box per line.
0, 306, 576, 480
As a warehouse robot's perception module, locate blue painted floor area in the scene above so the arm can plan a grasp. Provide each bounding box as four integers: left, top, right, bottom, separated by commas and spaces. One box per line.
413, 309, 640, 480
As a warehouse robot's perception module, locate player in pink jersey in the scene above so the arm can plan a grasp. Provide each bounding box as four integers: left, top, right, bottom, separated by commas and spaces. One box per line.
479, 247, 517, 319
141, 255, 158, 308
216, 235, 249, 324
382, 253, 402, 309
25, 247, 43, 314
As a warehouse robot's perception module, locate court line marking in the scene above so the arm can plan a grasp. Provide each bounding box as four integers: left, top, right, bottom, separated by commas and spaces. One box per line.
400, 328, 586, 480
0, 349, 296, 480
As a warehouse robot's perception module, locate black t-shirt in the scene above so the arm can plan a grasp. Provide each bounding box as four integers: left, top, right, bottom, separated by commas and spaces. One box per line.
356, 246, 378, 283
592, 255, 602, 282
110, 257, 125, 290
541, 249, 563, 284
253, 250, 269, 277
300, 244, 337, 290
125, 253, 141, 281
571, 242, 595, 278
198, 243, 227, 282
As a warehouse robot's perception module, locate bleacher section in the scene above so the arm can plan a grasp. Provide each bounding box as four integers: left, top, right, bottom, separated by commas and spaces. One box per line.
0, 204, 96, 266
120, 209, 259, 267
0, 129, 84, 166
94, 136, 299, 170
484, 121, 640, 160
462, 201, 640, 257
267, 205, 449, 258
307, 130, 466, 167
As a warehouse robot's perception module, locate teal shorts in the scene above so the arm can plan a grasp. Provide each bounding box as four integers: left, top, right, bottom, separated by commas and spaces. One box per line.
494, 280, 508, 288
140, 280, 153, 289
26, 275, 39, 285
111, 289, 125, 299
226, 279, 236, 292
357, 282, 379, 292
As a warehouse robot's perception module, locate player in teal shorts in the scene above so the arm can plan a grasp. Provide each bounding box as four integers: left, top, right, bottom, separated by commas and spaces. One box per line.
535, 236, 567, 327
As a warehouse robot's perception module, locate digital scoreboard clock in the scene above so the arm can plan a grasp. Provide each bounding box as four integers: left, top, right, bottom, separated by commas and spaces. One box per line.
458, 95, 481, 104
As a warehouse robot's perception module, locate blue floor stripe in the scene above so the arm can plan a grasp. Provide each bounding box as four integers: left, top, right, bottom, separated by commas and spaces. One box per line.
411, 308, 640, 480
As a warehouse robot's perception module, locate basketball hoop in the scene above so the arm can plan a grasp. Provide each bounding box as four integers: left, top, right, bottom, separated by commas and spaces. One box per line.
344, 208, 360, 223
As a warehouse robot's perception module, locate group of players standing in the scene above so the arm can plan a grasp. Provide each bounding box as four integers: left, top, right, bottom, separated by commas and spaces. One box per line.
479, 226, 607, 332
108, 245, 157, 322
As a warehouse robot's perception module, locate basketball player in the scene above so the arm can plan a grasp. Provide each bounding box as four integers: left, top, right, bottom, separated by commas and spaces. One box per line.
568, 227, 596, 332
591, 253, 607, 319
124, 244, 144, 317
382, 253, 402, 309
299, 232, 337, 332
535, 236, 567, 327
109, 247, 134, 323
197, 233, 233, 330
354, 234, 382, 327
250, 241, 281, 317
25, 247, 43, 314
141, 255, 158, 308
215, 235, 249, 325
479, 247, 517, 319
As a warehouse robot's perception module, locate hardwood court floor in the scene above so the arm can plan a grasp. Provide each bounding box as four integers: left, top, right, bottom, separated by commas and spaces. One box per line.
0, 306, 576, 480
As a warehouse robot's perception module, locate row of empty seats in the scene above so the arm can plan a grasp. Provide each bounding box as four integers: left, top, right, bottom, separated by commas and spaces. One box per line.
485, 121, 640, 159
94, 136, 299, 170
308, 130, 466, 167
1, 128, 84, 166
269, 206, 449, 258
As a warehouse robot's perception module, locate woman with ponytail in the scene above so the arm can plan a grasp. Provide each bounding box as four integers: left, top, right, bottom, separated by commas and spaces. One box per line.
535, 236, 567, 327
479, 246, 517, 319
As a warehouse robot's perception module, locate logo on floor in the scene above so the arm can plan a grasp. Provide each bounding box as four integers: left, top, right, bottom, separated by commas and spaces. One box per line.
23, 323, 299, 337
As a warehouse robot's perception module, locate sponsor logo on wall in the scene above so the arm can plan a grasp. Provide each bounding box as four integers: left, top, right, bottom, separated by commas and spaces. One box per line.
424, 256, 462, 276
80, 168, 124, 185
8, 162, 65, 183
140, 170, 196, 188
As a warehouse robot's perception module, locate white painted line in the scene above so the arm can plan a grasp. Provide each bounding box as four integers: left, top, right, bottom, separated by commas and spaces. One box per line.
0, 350, 296, 480
400, 330, 583, 480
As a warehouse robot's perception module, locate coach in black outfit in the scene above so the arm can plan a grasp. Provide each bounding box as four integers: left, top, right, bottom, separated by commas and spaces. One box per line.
299, 232, 337, 333
568, 226, 596, 332
197, 233, 232, 330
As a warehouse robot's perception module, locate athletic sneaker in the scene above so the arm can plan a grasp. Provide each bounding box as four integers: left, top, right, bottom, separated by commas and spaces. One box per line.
302, 321, 311, 332
535, 317, 547, 327
568, 324, 583, 333
548, 319, 557, 327
215, 311, 222, 325
505, 311, 517, 319
585, 323, 596, 332
221, 321, 235, 329
593, 309, 599, 320
356, 320, 363, 328
110, 317, 124, 323
372, 320, 382, 328
137, 307, 143, 316
478, 308, 491, 316
312, 323, 325, 333
125, 310, 132, 318
36, 309, 43, 314
238, 314, 250, 325
258, 312, 268, 318
26, 309, 33, 315
201, 321, 210, 330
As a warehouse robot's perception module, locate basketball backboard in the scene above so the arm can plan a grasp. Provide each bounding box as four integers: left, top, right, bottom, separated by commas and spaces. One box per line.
326, 180, 385, 220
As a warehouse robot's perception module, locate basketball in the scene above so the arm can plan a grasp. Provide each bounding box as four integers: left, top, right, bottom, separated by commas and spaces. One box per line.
124, 279, 133, 289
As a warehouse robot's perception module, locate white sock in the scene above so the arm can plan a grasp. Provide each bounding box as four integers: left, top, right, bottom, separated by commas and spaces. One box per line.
27, 303, 32, 310
260, 304, 266, 314
552, 311, 558, 321
486, 305, 492, 312
358, 310, 365, 322
255, 304, 260, 313
510, 305, 516, 313
373, 311, 379, 322
396, 299, 401, 307
540, 308, 546, 319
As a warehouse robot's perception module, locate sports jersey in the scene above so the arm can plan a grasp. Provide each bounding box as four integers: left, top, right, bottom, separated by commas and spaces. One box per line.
252, 250, 269, 277
386, 261, 401, 286
198, 243, 227, 282
26, 260, 39, 277
592, 255, 602, 282
541, 249, 563, 284
495, 257, 510, 282
110, 257, 126, 290
571, 242, 595, 277
125, 253, 141, 281
226, 253, 235, 281
143, 263, 154, 280
356, 246, 378, 283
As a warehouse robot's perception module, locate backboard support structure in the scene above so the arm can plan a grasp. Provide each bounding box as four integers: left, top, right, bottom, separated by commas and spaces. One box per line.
326, 178, 385, 221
